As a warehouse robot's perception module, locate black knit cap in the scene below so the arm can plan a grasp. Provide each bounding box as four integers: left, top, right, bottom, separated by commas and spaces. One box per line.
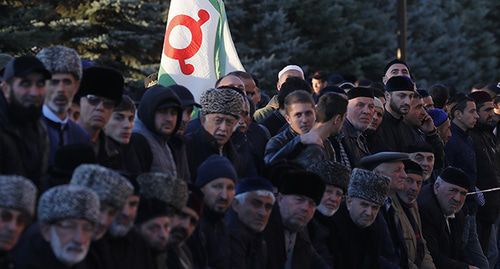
439, 167, 470, 190
236, 177, 273, 195
169, 84, 200, 108
385, 76, 415, 92
347, 87, 375, 100
278, 170, 325, 205
76, 66, 124, 105
384, 59, 410, 75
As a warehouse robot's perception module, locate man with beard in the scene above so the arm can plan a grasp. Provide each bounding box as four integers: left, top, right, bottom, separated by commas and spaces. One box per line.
329, 168, 390, 269
135, 173, 188, 269
469, 91, 500, 263
264, 90, 318, 164
359, 151, 411, 268
75, 66, 124, 166
306, 161, 350, 266
263, 169, 327, 269
0, 176, 37, 269
14, 184, 100, 269
418, 167, 480, 269
0, 56, 51, 187
187, 155, 237, 269
374, 76, 417, 152
227, 177, 275, 269
166, 185, 203, 269
341, 87, 375, 167
395, 161, 436, 269
36, 46, 90, 166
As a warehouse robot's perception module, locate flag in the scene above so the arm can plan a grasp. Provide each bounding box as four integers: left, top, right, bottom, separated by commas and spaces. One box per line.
158, 0, 245, 101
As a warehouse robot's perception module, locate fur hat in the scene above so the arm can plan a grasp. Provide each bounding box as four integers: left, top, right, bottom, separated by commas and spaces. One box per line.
200, 88, 243, 119
0, 175, 37, 217
36, 45, 82, 80
307, 161, 351, 193
348, 168, 390, 206
438, 167, 470, 190
76, 66, 124, 105
137, 173, 188, 212
70, 164, 133, 210
278, 170, 325, 205
38, 184, 100, 224
385, 76, 415, 92
195, 155, 237, 188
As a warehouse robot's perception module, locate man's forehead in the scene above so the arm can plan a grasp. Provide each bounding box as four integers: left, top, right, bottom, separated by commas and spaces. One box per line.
349, 96, 374, 104
412, 151, 434, 157
14, 72, 47, 80
386, 64, 409, 74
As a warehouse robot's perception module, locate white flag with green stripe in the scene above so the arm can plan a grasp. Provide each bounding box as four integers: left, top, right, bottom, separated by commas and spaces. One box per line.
158, 0, 245, 101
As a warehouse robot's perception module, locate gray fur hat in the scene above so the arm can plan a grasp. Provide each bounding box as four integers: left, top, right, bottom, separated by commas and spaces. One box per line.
348, 168, 390, 206
200, 88, 243, 119
38, 184, 100, 224
0, 175, 37, 217
137, 173, 188, 211
36, 45, 82, 80
70, 164, 133, 210
307, 161, 351, 192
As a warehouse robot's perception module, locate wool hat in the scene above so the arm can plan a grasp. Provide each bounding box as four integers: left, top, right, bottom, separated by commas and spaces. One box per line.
278, 65, 304, 79
76, 66, 124, 105
404, 160, 424, 177
348, 168, 390, 206
438, 167, 470, 190
70, 164, 133, 210
50, 143, 97, 178
200, 88, 243, 119
384, 59, 410, 75
307, 160, 350, 192
2, 56, 51, 81
195, 155, 238, 188
278, 170, 325, 205
235, 177, 274, 195
374, 97, 384, 110
0, 53, 13, 77
36, 45, 82, 80
169, 84, 200, 108
347, 87, 374, 100
38, 184, 100, 224
137, 172, 188, 211
0, 175, 37, 217
427, 108, 448, 127
469, 91, 492, 105
385, 76, 415, 92
417, 89, 430, 98
358, 152, 409, 171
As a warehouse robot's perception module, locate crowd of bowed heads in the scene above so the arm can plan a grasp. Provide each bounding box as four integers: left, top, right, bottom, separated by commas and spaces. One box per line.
0, 45, 499, 269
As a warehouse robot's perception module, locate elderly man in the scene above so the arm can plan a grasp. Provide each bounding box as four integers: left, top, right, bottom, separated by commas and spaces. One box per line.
329, 168, 391, 269
75, 67, 124, 166
187, 155, 238, 269
185, 87, 247, 180
306, 161, 350, 266
396, 161, 436, 269
228, 177, 275, 269
0, 176, 37, 268
264, 169, 328, 269
407, 143, 436, 182
14, 184, 100, 269
341, 87, 375, 167
418, 167, 480, 269
135, 173, 188, 269
36, 46, 91, 166
0, 56, 51, 186
366, 97, 385, 152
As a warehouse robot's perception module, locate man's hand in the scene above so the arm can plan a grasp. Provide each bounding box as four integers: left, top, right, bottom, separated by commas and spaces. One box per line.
300, 129, 323, 146
420, 113, 437, 134
468, 265, 479, 269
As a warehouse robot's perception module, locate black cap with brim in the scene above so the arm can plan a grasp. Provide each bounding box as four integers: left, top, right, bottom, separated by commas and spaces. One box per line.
169, 84, 201, 108
404, 160, 423, 177
278, 170, 325, 205
358, 152, 409, 171
439, 167, 471, 190
2, 56, 51, 81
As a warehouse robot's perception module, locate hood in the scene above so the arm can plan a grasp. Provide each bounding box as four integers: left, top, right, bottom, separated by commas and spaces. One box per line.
137, 85, 183, 136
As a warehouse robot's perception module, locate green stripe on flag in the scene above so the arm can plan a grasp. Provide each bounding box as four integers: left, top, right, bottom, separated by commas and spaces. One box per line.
158, 65, 177, 86
208, 0, 221, 12
212, 0, 228, 79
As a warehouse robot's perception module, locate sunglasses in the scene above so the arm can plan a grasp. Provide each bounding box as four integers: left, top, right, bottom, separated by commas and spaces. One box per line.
85, 94, 115, 109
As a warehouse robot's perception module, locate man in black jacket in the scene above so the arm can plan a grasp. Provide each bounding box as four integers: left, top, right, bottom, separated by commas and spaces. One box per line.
228, 177, 275, 269
0, 56, 51, 188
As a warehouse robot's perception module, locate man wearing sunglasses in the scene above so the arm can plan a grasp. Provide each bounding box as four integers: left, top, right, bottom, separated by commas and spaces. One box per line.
75, 66, 124, 165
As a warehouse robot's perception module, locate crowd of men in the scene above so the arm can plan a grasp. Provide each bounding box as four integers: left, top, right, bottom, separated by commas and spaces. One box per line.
0, 45, 499, 269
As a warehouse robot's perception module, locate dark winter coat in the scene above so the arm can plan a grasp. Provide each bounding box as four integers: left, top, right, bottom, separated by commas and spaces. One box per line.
260, 109, 287, 138
371, 111, 414, 152
417, 185, 468, 269
264, 126, 304, 165
340, 119, 370, 167
307, 211, 336, 266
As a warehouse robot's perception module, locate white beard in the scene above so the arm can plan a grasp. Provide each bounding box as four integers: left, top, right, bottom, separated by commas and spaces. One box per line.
50, 227, 89, 266
317, 204, 338, 217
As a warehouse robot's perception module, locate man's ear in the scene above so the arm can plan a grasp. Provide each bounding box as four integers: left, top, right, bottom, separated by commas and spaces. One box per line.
40, 223, 52, 242
1, 82, 11, 103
